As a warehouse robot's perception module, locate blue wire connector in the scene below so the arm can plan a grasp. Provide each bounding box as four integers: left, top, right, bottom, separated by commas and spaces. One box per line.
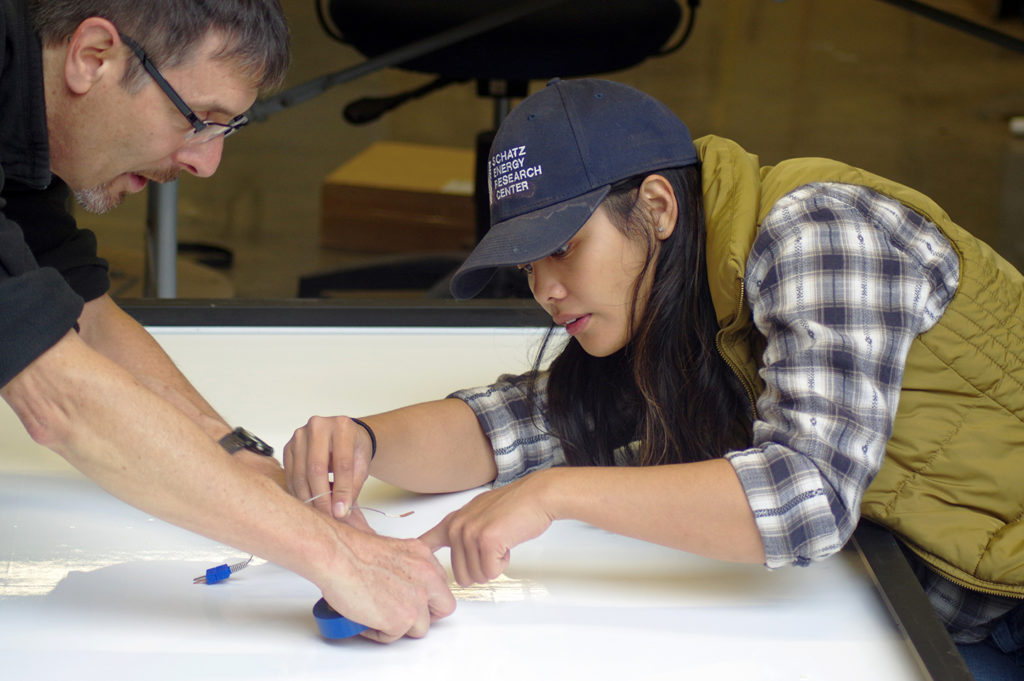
193, 555, 253, 585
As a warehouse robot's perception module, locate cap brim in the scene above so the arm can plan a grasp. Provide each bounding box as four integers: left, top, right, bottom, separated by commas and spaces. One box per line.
450, 185, 611, 299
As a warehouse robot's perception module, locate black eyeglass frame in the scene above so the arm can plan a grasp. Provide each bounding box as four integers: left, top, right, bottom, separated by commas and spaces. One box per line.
119, 33, 248, 144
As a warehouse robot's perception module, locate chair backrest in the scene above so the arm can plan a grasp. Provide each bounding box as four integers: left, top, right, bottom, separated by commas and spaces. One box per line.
327, 0, 683, 80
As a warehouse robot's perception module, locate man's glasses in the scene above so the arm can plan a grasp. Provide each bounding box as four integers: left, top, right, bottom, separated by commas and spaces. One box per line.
119, 34, 248, 145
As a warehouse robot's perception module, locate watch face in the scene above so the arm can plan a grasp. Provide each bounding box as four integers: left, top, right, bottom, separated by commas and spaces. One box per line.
235, 428, 274, 456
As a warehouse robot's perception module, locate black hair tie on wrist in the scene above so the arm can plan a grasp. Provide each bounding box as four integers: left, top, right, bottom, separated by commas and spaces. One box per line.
350, 418, 377, 460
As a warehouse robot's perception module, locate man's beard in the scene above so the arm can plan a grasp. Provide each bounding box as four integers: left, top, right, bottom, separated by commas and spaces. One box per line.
73, 170, 180, 215
73, 183, 123, 215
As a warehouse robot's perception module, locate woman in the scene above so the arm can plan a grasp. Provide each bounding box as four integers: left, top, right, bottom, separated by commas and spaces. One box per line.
285, 79, 1024, 674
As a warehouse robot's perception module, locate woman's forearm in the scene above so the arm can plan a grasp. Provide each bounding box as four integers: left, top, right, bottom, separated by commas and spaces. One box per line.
366, 398, 498, 493
537, 460, 765, 564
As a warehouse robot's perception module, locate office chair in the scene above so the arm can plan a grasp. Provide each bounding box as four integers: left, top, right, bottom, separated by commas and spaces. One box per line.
298, 0, 700, 298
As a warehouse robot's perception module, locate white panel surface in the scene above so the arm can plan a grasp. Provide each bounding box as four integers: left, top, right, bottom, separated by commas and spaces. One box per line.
0, 326, 925, 680
147, 326, 556, 450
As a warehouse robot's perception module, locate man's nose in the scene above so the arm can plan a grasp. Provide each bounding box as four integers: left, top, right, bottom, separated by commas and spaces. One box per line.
171, 137, 225, 178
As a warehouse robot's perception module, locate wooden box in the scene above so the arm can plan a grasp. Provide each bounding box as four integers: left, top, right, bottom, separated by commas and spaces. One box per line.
320, 141, 476, 253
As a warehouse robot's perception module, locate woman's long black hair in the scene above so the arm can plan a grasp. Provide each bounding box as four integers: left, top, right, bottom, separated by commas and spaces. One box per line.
533, 164, 752, 467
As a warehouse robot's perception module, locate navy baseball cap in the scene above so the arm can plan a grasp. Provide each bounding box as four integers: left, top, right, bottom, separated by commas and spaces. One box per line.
450, 78, 698, 299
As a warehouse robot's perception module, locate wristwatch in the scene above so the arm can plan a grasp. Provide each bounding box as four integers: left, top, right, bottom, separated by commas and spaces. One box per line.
219, 427, 275, 456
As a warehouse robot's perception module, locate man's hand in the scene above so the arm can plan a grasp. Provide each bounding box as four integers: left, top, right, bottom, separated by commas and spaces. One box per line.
321, 531, 456, 642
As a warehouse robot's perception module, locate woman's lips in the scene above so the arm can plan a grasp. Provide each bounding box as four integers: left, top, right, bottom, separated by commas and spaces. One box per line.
563, 314, 590, 336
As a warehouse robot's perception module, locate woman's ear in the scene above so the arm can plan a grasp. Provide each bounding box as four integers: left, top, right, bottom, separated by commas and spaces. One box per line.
638, 174, 678, 241
63, 17, 123, 95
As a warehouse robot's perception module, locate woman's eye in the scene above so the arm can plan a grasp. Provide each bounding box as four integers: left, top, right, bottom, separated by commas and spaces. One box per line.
516, 263, 534, 275
551, 242, 571, 258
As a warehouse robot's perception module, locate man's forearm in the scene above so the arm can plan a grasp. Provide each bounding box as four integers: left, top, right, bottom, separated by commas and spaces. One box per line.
2, 331, 456, 639
2, 330, 341, 580
76, 294, 231, 440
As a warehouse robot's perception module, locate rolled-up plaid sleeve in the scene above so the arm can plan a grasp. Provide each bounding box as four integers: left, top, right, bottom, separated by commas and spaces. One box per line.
726, 183, 959, 568
449, 371, 565, 487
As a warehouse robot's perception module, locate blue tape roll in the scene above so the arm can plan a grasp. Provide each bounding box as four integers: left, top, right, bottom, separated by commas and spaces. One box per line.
313, 597, 369, 639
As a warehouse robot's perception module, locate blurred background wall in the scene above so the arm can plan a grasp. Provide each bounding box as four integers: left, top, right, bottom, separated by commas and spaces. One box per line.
79, 0, 1024, 299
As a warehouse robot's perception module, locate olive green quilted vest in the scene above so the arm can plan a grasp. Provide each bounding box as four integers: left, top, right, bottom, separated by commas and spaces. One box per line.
698, 135, 1024, 597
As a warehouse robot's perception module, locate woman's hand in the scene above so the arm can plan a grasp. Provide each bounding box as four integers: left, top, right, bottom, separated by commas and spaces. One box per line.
284, 415, 374, 518
420, 471, 556, 585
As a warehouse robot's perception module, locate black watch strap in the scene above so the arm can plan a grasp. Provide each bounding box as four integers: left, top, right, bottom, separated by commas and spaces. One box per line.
219, 427, 274, 456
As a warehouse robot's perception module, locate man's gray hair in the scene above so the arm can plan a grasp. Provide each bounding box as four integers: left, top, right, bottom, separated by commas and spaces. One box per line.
30, 0, 290, 94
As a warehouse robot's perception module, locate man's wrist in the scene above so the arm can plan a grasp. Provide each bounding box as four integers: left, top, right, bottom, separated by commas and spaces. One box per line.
218, 427, 274, 456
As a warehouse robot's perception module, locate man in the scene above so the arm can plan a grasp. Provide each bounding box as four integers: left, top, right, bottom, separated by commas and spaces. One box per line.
0, 0, 454, 641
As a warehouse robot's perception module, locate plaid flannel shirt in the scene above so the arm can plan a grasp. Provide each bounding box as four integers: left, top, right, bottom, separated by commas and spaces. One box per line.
451, 182, 1019, 642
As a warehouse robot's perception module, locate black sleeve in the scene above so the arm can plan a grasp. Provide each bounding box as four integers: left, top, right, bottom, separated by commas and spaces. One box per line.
2, 174, 110, 303
0, 172, 91, 388
0, 268, 83, 387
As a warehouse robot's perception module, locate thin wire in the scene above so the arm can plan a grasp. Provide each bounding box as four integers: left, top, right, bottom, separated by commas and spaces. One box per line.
304, 490, 415, 518
193, 489, 414, 583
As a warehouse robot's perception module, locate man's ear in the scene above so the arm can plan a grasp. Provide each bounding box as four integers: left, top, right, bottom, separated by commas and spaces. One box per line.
63, 17, 124, 95
638, 174, 678, 240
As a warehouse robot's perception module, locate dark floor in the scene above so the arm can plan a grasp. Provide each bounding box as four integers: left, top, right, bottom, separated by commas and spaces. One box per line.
81, 0, 1024, 300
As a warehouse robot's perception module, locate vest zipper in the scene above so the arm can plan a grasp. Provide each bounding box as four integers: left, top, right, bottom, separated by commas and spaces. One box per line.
906, 545, 1024, 600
